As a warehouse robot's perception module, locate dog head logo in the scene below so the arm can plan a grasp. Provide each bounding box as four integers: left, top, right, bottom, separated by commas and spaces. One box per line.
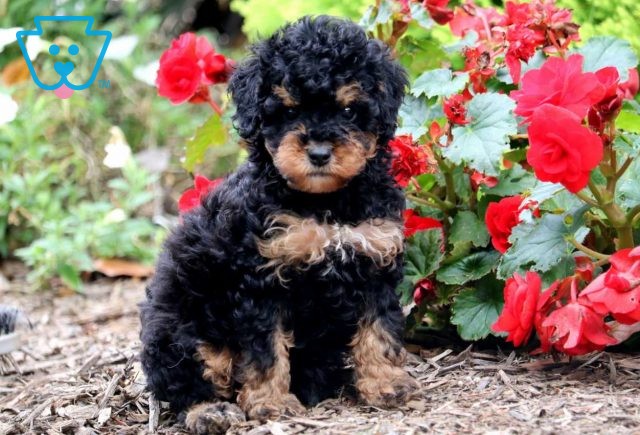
16, 16, 111, 99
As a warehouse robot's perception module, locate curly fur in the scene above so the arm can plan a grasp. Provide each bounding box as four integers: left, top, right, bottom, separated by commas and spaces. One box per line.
139, 15, 415, 424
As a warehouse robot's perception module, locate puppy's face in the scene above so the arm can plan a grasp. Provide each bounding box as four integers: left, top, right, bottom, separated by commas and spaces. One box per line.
228, 16, 408, 194
262, 83, 377, 193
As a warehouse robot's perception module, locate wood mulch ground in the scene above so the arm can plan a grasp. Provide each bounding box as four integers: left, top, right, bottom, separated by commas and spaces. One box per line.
2, 263, 640, 434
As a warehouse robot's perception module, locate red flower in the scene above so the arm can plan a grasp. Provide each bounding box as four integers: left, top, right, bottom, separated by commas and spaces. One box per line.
403, 209, 443, 238
470, 171, 499, 190
542, 298, 616, 356
449, 3, 504, 41
527, 105, 603, 193
423, 0, 453, 25
505, 25, 544, 84
580, 247, 640, 324
492, 271, 542, 347
429, 121, 443, 141
588, 67, 624, 131
414, 278, 437, 305
463, 46, 495, 93
620, 68, 639, 100
178, 175, 223, 213
443, 94, 469, 125
157, 50, 203, 104
157, 33, 232, 105
510, 54, 605, 122
389, 135, 429, 188
485, 195, 524, 253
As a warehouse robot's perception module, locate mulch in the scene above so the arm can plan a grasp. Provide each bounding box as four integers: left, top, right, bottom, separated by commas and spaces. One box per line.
2, 263, 640, 435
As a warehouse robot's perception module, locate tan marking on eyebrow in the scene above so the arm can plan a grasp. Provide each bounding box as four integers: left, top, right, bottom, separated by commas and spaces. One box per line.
273, 85, 298, 107
336, 82, 366, 106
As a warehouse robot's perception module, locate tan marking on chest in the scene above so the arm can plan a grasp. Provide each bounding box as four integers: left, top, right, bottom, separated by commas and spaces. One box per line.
257, 214, 403, 277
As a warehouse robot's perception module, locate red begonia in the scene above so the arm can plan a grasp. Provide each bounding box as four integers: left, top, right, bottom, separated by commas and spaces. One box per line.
403, 209, 443, 238
178, 175, 224, 213
157, 33, 233, 105
492, 271, 541, 346
510, 54, 604, 122
485, 195, 524, 253
389, 135, 429, 188
527, 104, 603, 193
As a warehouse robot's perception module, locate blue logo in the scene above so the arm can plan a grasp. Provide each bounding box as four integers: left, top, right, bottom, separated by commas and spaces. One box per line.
16, 16, 112, 98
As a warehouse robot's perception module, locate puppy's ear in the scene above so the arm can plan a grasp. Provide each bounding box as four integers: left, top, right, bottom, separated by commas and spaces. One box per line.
368, 40, 408, 142
228, 56, 264, 142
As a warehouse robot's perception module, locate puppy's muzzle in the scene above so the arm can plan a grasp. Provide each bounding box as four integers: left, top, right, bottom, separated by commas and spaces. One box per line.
306, 141, 332, 167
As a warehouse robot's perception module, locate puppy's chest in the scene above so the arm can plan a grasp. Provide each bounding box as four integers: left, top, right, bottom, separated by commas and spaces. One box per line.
256, 214, 404, 273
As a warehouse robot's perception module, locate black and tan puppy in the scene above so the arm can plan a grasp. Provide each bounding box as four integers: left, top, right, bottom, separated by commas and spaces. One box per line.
140, 15, 418, 433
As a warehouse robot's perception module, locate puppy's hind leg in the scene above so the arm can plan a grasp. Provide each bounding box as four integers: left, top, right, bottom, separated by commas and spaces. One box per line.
183, 344, 246, 434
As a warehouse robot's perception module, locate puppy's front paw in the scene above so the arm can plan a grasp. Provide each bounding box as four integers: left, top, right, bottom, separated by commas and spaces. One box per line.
185, 402, 246, 434
357, 369, 419, 408
245, 393, 305, 421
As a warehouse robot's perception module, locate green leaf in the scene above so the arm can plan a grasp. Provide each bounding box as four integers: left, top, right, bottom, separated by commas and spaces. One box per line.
617, 111, 640, 134
579, 36, 639, 81
497, 206, 590, 279
451, 276, 504, 341
449, 211, 489, 248
614, 133, 640, 159
409, 2, 434, 29
397, 228, 445, 305
411, 69, 469, 98
443, 30, 478, 53
484, 164, 536, 197
58, 263, 82, 291
359, 0, 393, 31
619, 158, 640, 209
442, 93, 517, 176
526, 181, 565, 207
397, 95, 443, 138
415, 173, 437, 191
398, 37, 448, 79
437, 251, 500, 285
404, 228, 445, 282
183, 114, 228, 172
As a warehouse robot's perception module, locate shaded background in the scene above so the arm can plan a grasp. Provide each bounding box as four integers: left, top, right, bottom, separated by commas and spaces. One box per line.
0, 0, 638, 291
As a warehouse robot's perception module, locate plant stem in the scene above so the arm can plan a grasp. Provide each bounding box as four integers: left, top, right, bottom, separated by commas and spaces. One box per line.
590, 180, 634, 249
588, 180, 606, 205
614, 157, 633, 180
407, 193, 453, 212
575, 191, 599, 208
567, 237, 611, 261
628, 205, 640, 224
207, 97, 223, 116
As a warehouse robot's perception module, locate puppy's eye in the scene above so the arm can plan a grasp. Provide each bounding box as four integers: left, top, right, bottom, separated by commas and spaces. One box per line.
285, 107, 299, 120
342, 106, 356, 120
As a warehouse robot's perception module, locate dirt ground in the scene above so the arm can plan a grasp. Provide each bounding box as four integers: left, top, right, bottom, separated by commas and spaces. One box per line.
2, 265, 640, 435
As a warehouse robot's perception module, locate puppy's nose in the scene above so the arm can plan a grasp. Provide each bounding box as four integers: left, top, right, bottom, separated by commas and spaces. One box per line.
307, 141, 332, 167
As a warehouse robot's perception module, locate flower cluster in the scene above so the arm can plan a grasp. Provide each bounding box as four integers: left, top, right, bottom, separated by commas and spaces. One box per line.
493, 250, 640, 355
156, 33, 234, 105
449, 0, 580, 85
383, 0, 640, 355
389, 135, 435, 187
511, 53, 639, 193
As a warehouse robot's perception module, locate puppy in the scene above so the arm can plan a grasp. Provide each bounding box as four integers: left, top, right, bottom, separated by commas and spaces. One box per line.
140, 15, 418, 434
